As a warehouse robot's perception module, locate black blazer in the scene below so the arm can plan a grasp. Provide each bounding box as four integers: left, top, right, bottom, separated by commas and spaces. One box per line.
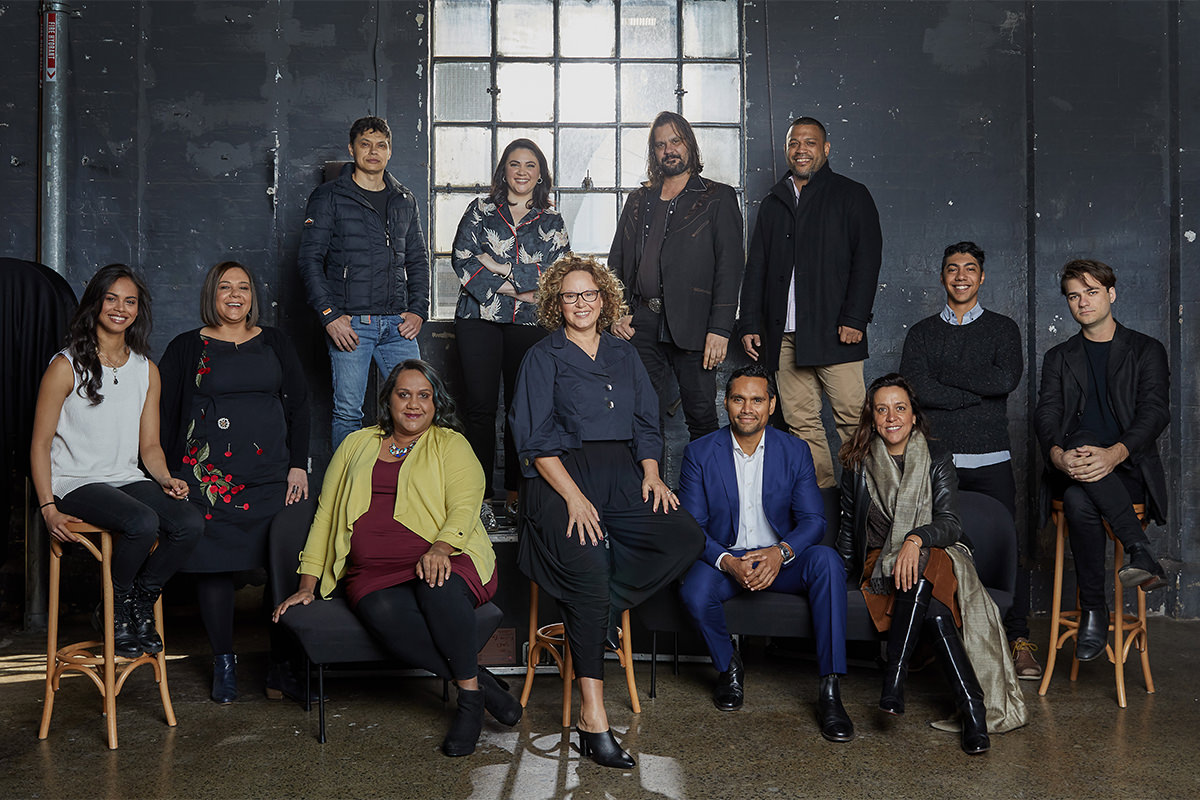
835, 446, 963, 579
608, 173, 744, 352
1033, 322, 1169, 524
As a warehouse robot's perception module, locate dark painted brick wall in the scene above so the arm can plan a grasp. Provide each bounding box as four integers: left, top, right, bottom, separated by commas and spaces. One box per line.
1, 0, 1196, 616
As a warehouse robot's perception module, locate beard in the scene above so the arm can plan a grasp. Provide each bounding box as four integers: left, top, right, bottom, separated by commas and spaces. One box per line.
659, 155, 690, 177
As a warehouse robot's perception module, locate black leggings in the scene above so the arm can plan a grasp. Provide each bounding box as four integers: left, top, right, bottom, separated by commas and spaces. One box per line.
195, 573, 293, 660
353, 574, 479, 682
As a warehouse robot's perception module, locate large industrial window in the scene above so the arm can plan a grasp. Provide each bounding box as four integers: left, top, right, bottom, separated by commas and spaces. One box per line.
429, 0, 744, 319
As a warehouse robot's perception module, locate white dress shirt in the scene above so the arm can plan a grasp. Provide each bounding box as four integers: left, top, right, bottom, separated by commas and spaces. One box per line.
716, 430, 780, 569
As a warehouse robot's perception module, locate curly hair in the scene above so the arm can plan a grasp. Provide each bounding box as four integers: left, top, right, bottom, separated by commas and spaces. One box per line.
377, 359, 464, 436
66, 264, 153, 405
534, 255, 627, 332
838, 373, 932, 470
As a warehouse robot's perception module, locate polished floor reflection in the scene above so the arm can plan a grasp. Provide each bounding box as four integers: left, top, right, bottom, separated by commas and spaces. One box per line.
2, 614, 1197, 800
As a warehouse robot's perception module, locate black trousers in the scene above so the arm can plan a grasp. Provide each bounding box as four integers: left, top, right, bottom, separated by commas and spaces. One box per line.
56, 480, 204, 597
1053, 430, 1148, 611
455, 318, 547, 496
629, 306, 719, 443
956, 461, 1030, 641
354, 574, 480, 682
518, 442, 704, 679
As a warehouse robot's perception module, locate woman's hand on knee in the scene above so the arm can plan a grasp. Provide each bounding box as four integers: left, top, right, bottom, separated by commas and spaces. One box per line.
641, 475, 679, 514
42, 506, 82, 543
565, 492, 603, 546
417, 541, 455, 587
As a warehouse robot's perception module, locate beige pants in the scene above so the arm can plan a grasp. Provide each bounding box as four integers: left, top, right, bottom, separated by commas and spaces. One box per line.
775, 334, 865, 488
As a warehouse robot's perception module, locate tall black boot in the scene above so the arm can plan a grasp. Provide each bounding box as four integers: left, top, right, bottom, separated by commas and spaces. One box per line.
442, 687, 485, 757
927, 615, 990, 755
880, 578, 933, 715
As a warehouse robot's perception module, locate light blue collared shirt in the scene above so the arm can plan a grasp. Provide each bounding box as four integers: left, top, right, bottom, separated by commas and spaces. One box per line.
939, 302, 985, 326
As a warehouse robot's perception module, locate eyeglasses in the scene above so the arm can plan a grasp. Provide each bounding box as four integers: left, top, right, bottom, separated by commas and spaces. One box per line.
559, 289, 600, 304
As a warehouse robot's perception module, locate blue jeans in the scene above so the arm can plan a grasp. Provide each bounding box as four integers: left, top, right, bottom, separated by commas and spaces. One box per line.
328, 314, 421, 449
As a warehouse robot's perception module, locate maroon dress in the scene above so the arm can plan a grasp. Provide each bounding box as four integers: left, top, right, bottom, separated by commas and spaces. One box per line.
343, 458, 497, 609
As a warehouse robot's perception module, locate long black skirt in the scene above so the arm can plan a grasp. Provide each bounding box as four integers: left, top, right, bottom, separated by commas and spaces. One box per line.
518, 441, 703, 679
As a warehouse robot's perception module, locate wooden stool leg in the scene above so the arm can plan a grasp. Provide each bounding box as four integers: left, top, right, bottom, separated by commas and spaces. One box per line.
38, 543, 62, 740
102, 534, 119, 750
154, 597, 177, 727
1112, 540, 1127, 708
1039, 512, 1068, 696
1138, 586, 1155, 693
519, 583, 540, 708
620, 609, 640, 714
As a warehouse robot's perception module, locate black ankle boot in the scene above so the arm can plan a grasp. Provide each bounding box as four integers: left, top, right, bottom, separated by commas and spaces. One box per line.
817, 674, 855, 742
577, 727, 636, 768
927, 615, 990, 755
1075, 607, 1109, 662
442, 688, 485, 757
129, 584, 163, 655
211, 653, 237, 703
880, 579, 933, 715
477, 667, 522, 726
100, 593, 143, 659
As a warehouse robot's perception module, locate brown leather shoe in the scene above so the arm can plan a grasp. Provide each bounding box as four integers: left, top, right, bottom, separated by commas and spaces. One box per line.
1011, 638, 1043, 680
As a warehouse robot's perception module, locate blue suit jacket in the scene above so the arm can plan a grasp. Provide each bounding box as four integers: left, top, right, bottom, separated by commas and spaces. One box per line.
677, 425, 826, 568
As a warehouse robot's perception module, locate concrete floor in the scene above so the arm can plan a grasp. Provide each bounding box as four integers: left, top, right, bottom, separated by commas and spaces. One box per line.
2, 614, 1198, 800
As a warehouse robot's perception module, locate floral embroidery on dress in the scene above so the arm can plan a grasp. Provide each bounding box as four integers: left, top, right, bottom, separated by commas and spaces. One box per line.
194, 337, 212, 387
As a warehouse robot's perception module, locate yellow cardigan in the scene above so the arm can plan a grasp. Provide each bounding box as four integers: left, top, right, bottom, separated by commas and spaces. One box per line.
297, 425, 496, 599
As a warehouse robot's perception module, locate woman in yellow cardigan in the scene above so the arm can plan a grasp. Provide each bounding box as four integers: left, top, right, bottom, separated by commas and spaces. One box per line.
273, 360, 519, 757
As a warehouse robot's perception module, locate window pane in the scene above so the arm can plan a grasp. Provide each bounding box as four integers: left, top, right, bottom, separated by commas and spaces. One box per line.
434, 127, 493, 187
559, 128, 616, 189
620, 0, 676, 59
559, 63, 615, 123
433, 63, 492, 122
497, 128, 556, 178
497, 0, 554, 57
682, 63, 741, 123
496, 63, 554, 122
433, 0, 491, 57
683, 0, 739, 58
433, 256, 460, 319
559, 0, 615, 57
694, 127, 740, 187
433, 192, 480, 253
619, 63, 677, 124
558, 193, 617, 253
619, 127, 650, 188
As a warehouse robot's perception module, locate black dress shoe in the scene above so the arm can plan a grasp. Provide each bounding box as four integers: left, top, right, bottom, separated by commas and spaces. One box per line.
1119, 546, 1167, 592
1075, 608, 1109, 662
713, 651, 744, 711
817, 674, 855, 742
577, 727, 636, 768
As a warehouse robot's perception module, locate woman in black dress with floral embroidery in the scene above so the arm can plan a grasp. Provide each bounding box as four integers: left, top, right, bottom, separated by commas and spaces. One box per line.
160, 261, 311, 704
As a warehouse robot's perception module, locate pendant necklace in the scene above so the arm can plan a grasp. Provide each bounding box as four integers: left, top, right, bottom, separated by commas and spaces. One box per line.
99, 349, 129, 385
388, 436, 420, 459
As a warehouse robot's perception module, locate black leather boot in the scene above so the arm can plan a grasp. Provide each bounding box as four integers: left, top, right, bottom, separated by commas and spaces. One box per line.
1075, 607, 1109, 662
577, 727, 636, 768
817, 674, 855, 742
880, 578, 933, 715
713, 649, 744, 710
477, 667, 522, 726
211, 653, 237, 704
442, 688, 485, 757
927, 615, 990, 755
1119, 544, 1167, 592
129, 584, 163, 655
97, 593, 143, 659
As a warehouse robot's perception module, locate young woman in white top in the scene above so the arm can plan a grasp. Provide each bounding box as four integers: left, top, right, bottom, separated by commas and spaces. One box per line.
30, 263, 204, 658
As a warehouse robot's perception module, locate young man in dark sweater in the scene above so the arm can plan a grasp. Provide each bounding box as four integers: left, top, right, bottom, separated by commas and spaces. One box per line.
899, 242, 1040, 679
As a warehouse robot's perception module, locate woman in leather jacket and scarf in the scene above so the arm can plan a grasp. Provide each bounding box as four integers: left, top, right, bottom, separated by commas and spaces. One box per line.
836, 373, 1019, 754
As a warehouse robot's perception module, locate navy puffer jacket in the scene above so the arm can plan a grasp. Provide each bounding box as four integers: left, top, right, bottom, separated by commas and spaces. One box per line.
298, 164, 430, 325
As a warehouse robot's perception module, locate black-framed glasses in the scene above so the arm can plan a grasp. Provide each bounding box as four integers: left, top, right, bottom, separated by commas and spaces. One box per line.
559, 289, 600, 304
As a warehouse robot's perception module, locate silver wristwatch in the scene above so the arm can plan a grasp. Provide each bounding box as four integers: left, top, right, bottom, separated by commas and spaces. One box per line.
776, 542, 795, 565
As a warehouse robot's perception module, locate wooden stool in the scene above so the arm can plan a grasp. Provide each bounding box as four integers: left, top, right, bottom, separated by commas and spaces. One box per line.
39, 522, 177, 749
1038, 500, 1154, 707
518, 582, 641, 727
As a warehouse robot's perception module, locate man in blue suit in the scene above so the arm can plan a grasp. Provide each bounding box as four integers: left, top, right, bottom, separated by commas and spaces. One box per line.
677, 364, 853, 742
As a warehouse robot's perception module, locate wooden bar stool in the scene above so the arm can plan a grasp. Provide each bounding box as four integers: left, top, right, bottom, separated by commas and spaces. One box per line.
39, 522, 177, 749
1038, 500, 1154, 707
518, 582, 641, 727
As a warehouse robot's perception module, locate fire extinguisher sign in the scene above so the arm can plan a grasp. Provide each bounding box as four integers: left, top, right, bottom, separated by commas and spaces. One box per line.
45, 11, 58, 82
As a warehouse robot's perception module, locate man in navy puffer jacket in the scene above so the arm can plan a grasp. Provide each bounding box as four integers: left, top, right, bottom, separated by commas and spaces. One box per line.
298, 116, 430, 448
